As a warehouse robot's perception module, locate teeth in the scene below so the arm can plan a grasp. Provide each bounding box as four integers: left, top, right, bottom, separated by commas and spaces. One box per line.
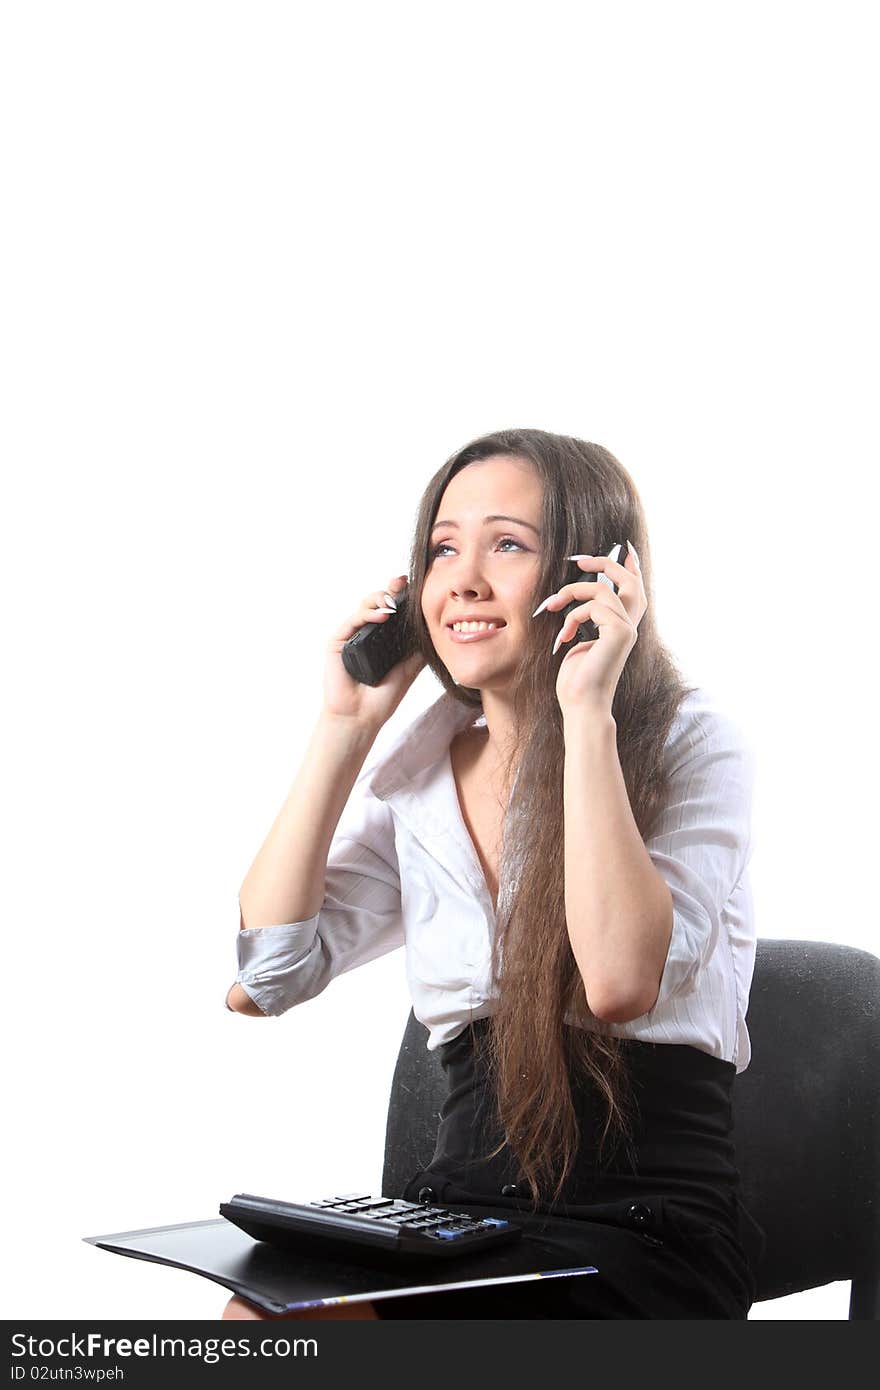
452, 621, 499, 633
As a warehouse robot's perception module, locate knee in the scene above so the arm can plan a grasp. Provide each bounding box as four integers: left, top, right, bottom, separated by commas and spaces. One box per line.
222, 1294, 272, 1320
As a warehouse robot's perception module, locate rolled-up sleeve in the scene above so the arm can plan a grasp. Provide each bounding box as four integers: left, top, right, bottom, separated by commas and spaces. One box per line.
647, 711, 756, 1008
232, 782, 403, 1017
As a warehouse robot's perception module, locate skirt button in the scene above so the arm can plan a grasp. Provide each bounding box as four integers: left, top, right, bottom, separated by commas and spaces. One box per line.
626, 1202, 653, 1230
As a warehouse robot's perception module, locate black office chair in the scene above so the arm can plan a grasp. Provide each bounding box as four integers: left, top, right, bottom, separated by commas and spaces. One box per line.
382, 939, 880, 1319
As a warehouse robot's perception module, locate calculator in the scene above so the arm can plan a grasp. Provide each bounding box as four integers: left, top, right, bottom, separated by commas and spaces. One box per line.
220, 1192, 523, 1263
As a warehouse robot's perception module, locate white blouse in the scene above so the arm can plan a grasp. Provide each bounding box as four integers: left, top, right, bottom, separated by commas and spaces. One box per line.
231, 687, 758, 1072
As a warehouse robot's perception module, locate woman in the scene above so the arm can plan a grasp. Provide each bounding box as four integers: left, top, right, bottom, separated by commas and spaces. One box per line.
223, 428, 765, 1319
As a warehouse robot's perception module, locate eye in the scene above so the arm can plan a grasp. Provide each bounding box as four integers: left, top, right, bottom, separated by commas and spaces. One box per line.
429, 535, 527, 559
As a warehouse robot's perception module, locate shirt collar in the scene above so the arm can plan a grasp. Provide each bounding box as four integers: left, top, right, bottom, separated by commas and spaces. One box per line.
369, 689, 490, 897
370, 689, 485, 802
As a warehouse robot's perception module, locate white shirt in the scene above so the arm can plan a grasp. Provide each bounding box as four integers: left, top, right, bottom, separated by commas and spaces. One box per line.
232, 687, 758, 1072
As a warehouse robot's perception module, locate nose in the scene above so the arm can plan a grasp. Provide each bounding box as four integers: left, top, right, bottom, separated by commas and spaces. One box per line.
448, 552, 491, 601
451, 579, 488, 601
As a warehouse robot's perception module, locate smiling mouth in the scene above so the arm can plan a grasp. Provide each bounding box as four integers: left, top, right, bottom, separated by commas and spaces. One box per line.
446, 621, 507, 642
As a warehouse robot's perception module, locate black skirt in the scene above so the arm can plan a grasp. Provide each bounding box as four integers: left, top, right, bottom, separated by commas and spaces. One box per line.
375, 1019, 767, 1319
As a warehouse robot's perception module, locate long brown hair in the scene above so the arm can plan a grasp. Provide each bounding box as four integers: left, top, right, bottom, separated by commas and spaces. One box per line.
402, 429, 697, 1207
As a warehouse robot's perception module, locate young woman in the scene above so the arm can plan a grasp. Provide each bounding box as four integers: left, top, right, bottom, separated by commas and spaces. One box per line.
222, 428, 765, 1320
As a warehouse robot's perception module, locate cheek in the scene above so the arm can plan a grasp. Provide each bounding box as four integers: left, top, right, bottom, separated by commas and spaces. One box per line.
420, 576, 440, 621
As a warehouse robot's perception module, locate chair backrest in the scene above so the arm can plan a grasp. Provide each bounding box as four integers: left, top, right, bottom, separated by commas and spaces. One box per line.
382, 939, 880, 1318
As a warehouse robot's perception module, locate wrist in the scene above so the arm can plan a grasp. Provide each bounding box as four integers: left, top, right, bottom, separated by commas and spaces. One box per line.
561, 704, 617, 743
316, 710, 382, 752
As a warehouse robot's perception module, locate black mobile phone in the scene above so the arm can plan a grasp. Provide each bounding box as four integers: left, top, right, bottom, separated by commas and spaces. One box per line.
341, 589, 417, 686
560, 541, 629, 647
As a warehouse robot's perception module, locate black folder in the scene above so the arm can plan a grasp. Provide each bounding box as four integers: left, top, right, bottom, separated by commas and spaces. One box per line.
83, 1216, 598, 1316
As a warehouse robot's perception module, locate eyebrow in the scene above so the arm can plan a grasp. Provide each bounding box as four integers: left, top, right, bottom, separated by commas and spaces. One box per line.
430, 514, 541, 537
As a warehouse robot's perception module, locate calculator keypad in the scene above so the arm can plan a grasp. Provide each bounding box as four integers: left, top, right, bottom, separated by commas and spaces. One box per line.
308, 1194, 513, 1241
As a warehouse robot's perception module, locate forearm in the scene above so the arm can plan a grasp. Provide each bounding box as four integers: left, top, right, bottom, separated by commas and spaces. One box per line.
562, 708, 673, 1022
239, 713, 380, 931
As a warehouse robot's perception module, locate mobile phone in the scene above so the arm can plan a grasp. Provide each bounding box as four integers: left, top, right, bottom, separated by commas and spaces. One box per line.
341, 589, 417, 686
560, 541, 629, 647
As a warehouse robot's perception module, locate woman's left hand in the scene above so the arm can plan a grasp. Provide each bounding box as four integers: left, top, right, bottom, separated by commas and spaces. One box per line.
536, 545, 647, 717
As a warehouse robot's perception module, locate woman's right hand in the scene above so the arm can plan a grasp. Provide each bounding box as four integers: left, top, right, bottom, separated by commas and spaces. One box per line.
323, 574, 426, 730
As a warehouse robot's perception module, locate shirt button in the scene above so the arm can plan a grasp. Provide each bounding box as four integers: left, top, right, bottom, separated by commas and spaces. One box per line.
500, 1184, 519, 1197
417, 1187, 436, 1205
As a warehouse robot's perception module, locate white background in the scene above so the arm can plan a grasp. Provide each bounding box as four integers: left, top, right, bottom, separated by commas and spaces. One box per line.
3, 1, 876, 1321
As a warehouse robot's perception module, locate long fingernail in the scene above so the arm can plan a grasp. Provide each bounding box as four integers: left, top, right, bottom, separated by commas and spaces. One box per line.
376, 606, 397, 614
628, 540, 640, 569
383, 593, 398, 609
532, 595, 555, 617
551, 629, 565, 656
